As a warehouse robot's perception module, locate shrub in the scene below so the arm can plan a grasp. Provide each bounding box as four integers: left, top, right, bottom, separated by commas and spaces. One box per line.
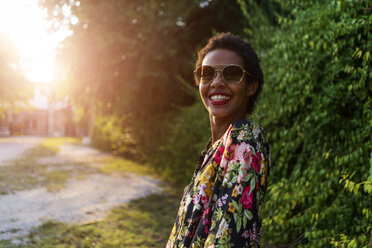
240, 0, 372, 247
150, 100, 210, 186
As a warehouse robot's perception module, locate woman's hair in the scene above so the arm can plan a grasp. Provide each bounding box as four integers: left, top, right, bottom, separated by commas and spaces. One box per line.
195, 32, 264, 115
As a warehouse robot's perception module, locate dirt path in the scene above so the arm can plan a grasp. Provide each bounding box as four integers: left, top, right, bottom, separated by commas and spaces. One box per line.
0, 137, 161, 241
0, 137, 45, 165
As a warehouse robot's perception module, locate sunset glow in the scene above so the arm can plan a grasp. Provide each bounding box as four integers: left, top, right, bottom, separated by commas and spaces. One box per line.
0, 0, 73, 83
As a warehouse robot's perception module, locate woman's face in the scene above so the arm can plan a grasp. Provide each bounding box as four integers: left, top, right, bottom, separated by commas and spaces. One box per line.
199, 49, 256, 122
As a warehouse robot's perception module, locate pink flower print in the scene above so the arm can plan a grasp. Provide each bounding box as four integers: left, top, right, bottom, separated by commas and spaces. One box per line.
203, 218, 210, 226
256, 181, 259, 191
222, 193, 228, 201
193, 194, 201, 205
237, 173, 243, 184
242, 230, 249, 239
202, 207, 210, 219
256, 226, 263, 243
203, 214, 211, 234
251, 152, 261, 173
256, 152, 262, 161
233, 142, 251, 165
201, 195, 210, 209
214, 146, 225, 164
198, 183, 206, 196
241, 185, 253, 210
250, 223, 257, 240
216, 194, 228, 207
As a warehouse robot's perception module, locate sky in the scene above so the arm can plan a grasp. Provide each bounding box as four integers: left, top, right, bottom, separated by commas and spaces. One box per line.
0, 0, 76, 83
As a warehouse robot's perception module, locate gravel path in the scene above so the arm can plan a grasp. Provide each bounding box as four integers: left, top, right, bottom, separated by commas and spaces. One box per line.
0, 137, 161, 241
0, 137, 44, 165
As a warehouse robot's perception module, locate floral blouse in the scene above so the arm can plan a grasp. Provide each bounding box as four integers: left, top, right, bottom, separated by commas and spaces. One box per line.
166, 119, 270, 248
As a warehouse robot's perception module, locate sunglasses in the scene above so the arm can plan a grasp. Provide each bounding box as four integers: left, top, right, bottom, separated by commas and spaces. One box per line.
194, 64, 250, 85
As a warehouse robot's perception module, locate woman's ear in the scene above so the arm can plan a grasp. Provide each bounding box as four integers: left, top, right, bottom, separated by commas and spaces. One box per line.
246, 80, 258, 96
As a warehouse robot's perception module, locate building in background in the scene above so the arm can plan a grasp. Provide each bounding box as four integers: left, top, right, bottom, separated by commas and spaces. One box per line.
0, 97, 78, 137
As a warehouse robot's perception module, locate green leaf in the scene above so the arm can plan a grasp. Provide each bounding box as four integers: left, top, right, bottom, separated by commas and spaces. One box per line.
249, 177, 256, 194
236, 218, 242, 233
243, 173, 253, 182
244, 209, 253, 220
233, 212, 238, 223
243, 214, 247, 228
232, 200, 240, 213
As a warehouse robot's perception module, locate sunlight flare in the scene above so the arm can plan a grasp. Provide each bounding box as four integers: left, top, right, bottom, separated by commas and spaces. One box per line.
0, 0, 72, 83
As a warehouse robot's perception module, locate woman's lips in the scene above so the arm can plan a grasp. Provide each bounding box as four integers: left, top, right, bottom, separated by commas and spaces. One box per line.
209, 94, 231, 105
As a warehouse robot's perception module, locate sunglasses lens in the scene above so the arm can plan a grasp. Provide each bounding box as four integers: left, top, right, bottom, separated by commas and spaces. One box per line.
199, 66, 215, 84
223, 65, 244, 84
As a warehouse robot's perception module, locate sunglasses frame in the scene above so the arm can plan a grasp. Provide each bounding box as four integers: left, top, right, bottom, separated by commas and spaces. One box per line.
194, 64, 251, 85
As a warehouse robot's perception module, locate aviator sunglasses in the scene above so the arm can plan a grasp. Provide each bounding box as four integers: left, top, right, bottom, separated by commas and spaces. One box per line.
194, 64, 250, 85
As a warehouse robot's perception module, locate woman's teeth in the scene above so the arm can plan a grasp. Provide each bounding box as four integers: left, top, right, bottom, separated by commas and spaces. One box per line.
210, 95, 231, 101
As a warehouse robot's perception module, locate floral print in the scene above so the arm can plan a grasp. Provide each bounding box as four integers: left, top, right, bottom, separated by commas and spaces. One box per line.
166, 119, 270, 248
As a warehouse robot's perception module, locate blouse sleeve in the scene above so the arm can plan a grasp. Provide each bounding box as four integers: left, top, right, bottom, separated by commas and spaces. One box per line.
203, 122, 270, 248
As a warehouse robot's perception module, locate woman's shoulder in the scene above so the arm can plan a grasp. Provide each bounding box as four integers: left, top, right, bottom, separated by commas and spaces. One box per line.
223, 118, 270, 157
231, 118, 263, 130
229, 119, 267, 142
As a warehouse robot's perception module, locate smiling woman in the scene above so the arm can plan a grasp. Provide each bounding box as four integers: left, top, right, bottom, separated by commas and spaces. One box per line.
0, 0, 71, 83
166, 33, 270, 248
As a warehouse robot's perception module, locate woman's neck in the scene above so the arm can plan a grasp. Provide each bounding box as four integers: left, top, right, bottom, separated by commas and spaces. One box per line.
210, 115, 244, 143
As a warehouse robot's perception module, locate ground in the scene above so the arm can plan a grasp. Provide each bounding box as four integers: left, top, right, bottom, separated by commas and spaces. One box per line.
0, 137, 178, 247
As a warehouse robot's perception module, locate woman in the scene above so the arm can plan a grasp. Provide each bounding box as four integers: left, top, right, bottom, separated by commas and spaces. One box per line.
166, 33, 270, 248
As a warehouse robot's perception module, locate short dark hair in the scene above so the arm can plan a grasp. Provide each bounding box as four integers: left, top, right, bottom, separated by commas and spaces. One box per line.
195, 32, 264, 115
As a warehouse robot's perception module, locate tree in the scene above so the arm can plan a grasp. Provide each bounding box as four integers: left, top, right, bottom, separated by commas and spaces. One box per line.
42, 0, 248, 155
0, 31, 30, 114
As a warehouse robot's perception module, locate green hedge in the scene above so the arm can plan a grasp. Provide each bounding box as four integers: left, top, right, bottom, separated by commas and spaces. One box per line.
241, 0, 372, 247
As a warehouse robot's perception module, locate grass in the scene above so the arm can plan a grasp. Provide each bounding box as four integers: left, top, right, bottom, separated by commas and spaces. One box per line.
97, 157, 156, 177
0, 240, 13, 247
19, 137, 80, 162
13, 189, 182, 248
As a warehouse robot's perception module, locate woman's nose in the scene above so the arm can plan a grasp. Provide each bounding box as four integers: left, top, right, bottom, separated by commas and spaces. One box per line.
210, 71, 225, 87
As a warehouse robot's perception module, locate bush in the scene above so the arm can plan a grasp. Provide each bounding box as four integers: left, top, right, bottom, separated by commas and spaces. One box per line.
90, 100, 210, 186
240, 0, 372, 247
149, 100, 210, 186
91, 115, 137, 158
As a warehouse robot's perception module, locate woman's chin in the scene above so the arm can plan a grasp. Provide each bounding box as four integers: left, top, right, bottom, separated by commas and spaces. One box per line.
208, 108, 246, 122
209, 110, 233, 120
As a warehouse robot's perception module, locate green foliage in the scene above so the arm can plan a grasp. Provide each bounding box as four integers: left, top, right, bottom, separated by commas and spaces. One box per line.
90, 115, 137, 157
148, 100, 210, 186
239, 0, 372, 247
